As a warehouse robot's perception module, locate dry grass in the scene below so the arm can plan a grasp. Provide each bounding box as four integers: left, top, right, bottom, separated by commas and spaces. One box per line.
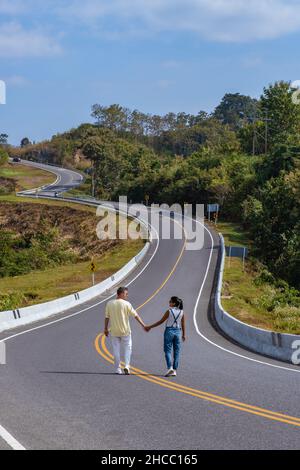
0, 162, 55, 190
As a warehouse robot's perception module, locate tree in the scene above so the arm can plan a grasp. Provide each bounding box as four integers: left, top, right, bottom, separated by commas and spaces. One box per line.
0, 147, 8, 165
214, 93, 258, 129
256, 143, 300, 183
0, 134, 8, 145
20, 137, 31, 147
91, 104, 129, 131
238, 120, 266, 155
242, 175, 299, 288
82, 135, 127, 197
128, 110, 147, 137
188, 111, 209, 127
175, 112, 191, 129
260, 81, 300, 148
148, 114, 165, 136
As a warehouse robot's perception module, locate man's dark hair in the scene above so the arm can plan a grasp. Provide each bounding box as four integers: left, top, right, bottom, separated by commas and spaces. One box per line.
117, 286, 128, 296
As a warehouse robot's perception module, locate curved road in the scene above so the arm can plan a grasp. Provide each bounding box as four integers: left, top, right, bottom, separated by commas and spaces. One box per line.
14, 159, 84, 196
0, 160, 300, 450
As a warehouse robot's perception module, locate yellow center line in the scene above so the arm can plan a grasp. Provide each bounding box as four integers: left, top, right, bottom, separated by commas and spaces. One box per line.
137, 227, 187, 310
95, 333, 300, 428
94, 216, 300, 429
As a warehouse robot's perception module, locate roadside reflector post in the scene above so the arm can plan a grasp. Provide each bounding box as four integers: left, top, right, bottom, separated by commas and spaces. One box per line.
90, 260, 96, 286
243, 247, 246, 272
0, 342, 6, 365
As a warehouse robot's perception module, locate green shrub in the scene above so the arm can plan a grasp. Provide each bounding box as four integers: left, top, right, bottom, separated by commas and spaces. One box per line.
254, 269, 275, 286
0, 148, 8, 166
0, 292, 26, 310
272, 306, 300, 333
0, 227, 77, 278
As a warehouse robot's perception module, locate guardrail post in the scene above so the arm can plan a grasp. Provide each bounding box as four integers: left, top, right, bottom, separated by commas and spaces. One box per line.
0, 342, 6, 365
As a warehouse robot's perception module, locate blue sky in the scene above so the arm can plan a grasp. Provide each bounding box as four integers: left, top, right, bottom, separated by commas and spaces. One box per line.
1, 0, 300, 145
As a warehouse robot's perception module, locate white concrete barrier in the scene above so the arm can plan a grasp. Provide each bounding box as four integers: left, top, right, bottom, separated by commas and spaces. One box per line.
0, 241, 150, 333
0, 341, 6, 364
214, 235, 300, 364
0, 197, 153, 334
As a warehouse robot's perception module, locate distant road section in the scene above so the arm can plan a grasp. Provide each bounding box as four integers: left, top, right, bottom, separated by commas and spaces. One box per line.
15, 159, 84, 196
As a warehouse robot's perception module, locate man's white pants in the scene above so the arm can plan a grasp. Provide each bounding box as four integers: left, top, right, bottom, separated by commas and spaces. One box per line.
111, 335, 132, 369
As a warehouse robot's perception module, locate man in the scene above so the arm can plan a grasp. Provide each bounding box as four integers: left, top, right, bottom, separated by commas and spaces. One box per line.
104, 286, 146, 375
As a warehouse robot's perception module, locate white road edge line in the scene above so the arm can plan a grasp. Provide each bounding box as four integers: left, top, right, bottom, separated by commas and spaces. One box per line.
193, 219, 300, 375
0, 217, 159, 450
3, 227, 160, 343
16, 162, 297, 374
0, 424, 25, 450
1, 194, 298, 450
15, 160, 62, 194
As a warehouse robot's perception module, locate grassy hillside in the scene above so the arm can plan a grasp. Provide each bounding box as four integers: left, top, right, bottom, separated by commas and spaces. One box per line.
0, 161, 54, 192
0, 241, 143, 309
0, 165, 145, 310
216, 221, 300, 334
3, 81, 299, 325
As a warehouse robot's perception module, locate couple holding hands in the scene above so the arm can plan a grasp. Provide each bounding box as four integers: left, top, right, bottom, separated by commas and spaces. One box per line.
104, 287, 186, 377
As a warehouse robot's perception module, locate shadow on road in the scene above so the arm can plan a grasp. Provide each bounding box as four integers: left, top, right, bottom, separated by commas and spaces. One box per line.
40, 371, 166, 377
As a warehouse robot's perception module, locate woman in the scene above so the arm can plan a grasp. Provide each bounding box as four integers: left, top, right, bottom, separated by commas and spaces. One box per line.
145, 296, 186, 377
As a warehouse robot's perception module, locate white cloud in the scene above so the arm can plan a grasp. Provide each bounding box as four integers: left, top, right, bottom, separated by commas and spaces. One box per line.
242, 56, 263, 68
5, 75, 28, 86
58, 0, 300, 42
156, 79, 174, 89
0, 0, 25, 15
161, 60, 182, 69
2, 0, 300, 57
0, 22, 62, 57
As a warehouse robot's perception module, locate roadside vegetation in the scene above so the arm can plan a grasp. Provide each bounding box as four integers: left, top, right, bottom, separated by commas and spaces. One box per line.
0, 241, 143, 310
216, 221, 300, 334
2, 80, 299, 331
0, 160, 145, 310
0, 159, 54, 194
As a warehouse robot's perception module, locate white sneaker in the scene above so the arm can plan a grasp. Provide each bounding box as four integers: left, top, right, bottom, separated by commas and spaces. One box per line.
124, 366, 130, 375
165, 368, 174, 377
171, 370, 177, 377
115, 368, 123, 375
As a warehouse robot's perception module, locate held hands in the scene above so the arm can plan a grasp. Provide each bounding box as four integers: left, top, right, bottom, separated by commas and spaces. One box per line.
144, 325, 152, 332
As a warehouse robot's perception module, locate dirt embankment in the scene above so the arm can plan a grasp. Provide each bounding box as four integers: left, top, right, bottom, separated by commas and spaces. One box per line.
0, 177, 16, 194
0, 201, 119, 259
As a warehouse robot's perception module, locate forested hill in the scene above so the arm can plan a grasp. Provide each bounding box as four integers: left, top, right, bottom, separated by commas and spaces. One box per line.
4, 81, 300, 290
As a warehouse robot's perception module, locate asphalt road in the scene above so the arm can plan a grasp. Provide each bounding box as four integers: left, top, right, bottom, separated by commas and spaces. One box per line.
14, 158, 84, 196
1, 161, 300, 450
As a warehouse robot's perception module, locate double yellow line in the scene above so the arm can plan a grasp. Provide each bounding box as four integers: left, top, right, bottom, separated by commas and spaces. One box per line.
94, 217, 300, 429
95, 333, 300, 428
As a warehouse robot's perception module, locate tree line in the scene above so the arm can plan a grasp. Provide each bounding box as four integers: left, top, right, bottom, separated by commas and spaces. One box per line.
3, 81, 300, 290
